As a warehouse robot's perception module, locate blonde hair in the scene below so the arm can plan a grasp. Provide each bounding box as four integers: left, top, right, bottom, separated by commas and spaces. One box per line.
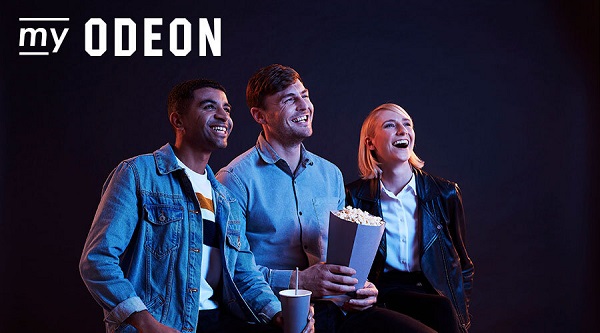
358, 103, 425, 179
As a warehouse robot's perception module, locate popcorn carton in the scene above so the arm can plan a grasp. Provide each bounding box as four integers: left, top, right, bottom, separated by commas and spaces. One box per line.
326, 206, 386, 291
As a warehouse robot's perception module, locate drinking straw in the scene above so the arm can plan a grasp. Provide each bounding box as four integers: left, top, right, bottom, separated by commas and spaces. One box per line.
295, 267, 299, 295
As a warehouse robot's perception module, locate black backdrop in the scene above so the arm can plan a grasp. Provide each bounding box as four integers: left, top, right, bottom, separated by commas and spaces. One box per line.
1, 1, 598, 332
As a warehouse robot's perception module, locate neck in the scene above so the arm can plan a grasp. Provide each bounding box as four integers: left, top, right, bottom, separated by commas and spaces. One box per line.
173, 141, 211, 175
263, 133, 302, 172
380, 162, 413, 196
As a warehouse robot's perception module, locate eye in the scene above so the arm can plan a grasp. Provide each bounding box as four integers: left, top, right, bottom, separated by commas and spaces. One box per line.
283, 97, 295, 105
383, 123, 395, 128
203, 104, 216, 110
404, 122, 412, 127
224, 107, 231, 114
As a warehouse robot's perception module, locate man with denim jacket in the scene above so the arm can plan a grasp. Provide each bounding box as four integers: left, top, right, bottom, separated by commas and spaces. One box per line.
79, 79, 311, 333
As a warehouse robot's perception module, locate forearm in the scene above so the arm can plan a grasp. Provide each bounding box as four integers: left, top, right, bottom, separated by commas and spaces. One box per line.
79, 161, 144, 324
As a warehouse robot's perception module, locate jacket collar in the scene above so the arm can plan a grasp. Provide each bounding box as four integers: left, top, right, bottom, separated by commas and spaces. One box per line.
354, 177, 381, 203
153, 143, 235, 203
413, 168, 443, 203
355, 168, 442, 204
154, 143, 183, 175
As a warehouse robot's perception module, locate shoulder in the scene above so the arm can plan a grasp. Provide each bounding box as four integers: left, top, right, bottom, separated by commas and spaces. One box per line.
345, 177, 371, 192
218, 146, 260, 176
215, 146, 260, 193
107, 151, 156, 178
415, 168, 460, 196
305, 150, 342, 175
123, 152, 155, 167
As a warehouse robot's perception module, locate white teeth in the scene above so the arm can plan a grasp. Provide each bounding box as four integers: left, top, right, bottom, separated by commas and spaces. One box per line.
292, 115, 308, 123
393, 139, 409, 148
211, 126, 227, 133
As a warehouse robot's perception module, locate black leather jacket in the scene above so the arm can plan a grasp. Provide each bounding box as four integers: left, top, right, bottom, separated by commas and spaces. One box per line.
345, 168, 474, 331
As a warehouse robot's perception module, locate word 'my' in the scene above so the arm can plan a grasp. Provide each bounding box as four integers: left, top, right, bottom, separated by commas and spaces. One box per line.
19, 18, 69, 56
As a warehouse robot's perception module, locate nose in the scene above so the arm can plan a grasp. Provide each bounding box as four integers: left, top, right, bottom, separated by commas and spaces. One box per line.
397, 125, 407, 136
215, 106, 230, 121
296, 97, 309, 111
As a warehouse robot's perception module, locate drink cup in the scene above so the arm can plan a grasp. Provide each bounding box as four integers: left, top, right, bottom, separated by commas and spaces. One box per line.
279, 289, 312, 333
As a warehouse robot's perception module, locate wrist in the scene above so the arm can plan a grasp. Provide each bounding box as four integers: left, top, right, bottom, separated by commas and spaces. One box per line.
126, 310, 155, 330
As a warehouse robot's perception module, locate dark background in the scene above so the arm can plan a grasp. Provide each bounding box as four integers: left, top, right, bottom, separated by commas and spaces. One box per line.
1, 1, 598, 332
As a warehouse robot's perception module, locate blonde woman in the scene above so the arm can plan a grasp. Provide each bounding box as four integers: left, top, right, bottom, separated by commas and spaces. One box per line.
345, 103, 474, 333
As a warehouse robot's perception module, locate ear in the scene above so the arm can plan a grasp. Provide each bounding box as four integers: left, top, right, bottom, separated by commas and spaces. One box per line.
169, 112, 185, 132
365, 137, 375, 151
250, 107, 267, 125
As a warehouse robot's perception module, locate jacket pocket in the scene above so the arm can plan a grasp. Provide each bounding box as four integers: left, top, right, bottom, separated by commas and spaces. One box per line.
143, 204, 183, 259
225, 220, 241, 251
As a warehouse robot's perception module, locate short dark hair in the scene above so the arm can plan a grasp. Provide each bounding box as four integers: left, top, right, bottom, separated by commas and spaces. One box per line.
168, 79, 226, 116
246, 64, 302, 109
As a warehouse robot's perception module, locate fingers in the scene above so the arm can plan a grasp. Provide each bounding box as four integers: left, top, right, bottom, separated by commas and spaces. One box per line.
328, 272, 358, 286
326, 264, 356, 276
343, 295, 376, 312
302, 304, 316, 333
322, 280, 356, 294
348, 295, 376, 307
299, 263, 359, 297
323, 264, 358, 287
355, 286, 378, 297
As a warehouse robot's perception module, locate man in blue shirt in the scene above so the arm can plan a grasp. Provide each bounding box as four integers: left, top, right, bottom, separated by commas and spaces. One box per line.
80, 79, 313, 333
217, 64, 434, 333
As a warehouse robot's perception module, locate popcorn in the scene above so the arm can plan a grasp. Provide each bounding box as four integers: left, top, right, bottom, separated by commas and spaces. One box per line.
333, 206, 384, 226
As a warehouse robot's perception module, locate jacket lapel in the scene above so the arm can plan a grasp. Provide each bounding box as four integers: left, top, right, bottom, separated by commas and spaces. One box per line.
414, 169, 443, 254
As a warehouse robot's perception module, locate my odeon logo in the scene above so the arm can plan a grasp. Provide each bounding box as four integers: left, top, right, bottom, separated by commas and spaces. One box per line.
18, 17, 221, 57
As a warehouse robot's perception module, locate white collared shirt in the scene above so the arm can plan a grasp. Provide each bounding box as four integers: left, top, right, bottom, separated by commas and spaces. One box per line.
380, 174, 421, 272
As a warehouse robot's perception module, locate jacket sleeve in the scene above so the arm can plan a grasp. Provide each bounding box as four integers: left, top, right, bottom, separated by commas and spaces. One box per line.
228, 211, 282, 322
447, 183, 474, 309
215, 168, 290, 299
79, 161, 147, 330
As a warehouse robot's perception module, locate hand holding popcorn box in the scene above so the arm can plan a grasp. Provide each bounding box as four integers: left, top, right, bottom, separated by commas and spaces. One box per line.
326, 206, 385, 291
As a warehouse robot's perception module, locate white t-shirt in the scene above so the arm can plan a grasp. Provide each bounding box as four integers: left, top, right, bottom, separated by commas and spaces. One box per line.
177, 158, 222, 310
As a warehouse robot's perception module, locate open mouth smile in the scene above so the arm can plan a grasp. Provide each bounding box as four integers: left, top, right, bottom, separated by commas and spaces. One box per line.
211, 125, 228, 134
392, 139, 409, 148
291, 115, 309, 123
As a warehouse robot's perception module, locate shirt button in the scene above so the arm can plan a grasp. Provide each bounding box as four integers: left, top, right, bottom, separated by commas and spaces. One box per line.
189, 288, 198, 293
299, 211, 303, 216
437, 225, 442, 230
191, 248, 200, 252
401, 238, 406, 243
158, 214, 166, 222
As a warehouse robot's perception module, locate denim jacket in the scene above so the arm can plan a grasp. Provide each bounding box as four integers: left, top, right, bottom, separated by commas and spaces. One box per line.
79, 144, 281, 333
345, 168, 474, 332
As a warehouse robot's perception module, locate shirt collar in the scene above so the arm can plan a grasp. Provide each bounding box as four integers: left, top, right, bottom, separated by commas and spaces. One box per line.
380, 172, 417, 197
255, 132, 311, 167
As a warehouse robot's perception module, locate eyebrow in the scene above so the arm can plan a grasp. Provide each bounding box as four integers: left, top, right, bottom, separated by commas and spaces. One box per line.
200, 99, 231, 108
280, 89, 309, 100
383, 118, 411, 124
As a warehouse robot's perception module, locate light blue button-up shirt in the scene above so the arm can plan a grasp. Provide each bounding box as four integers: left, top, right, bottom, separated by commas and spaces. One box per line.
216, 134, 345, 294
